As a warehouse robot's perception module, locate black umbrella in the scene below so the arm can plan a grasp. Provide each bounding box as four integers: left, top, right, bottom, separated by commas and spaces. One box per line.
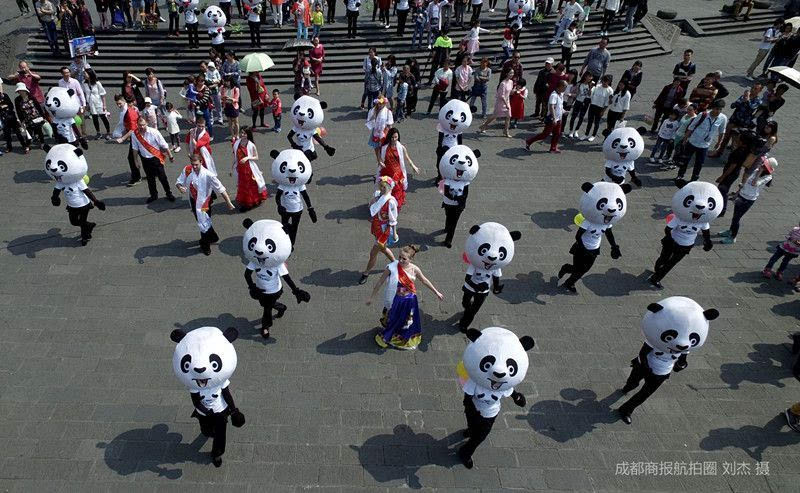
282, 39, 314, 52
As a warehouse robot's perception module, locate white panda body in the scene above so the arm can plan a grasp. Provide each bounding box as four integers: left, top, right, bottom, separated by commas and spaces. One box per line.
45, 87, 81, 142
463, 222, 519, 293
439, 145, 479, 206
668, 181, 723, 247
578, 181, 629, 250
179, 0, 200, 22
203, 5, 227, 44
437, 99, 473, 150
243, 219, 293, 294
290, 96, 325, 153
45, 144, 90, 208
272, 149, 313, 213
507, 0, 532, 30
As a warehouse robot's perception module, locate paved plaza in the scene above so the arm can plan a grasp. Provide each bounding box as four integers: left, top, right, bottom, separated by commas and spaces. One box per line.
2, 4, 800, 492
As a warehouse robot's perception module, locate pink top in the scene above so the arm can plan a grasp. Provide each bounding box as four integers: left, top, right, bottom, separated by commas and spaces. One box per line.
782, 227, 800, 254
493, 79, 514, 117
222, 86, 240, 110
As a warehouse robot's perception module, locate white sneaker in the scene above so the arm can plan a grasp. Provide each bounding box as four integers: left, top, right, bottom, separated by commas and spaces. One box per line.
174, 146, 181, 153
657, 158, 664, 164
427, 44, 432, 50
489, 8, 494, 12
574, 132, 581, 139
549, 40, 558, 45
622, 27, 630, 32
587, 136, 596, 142
649, 157, 655, 163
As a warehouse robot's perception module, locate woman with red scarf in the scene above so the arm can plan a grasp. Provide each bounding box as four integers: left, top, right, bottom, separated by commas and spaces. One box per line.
359, 176, 399, 285
245, 71, 268, 129
377, 128, 421, 210
366, 245, 444, 350
230, 127, 267, 212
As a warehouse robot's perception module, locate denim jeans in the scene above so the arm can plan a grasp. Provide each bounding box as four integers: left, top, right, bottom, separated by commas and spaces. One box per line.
200, 107, 213, 138
624, 5, 637, 29
44, 21, 59, 53
273, 114, 281, 130
766, 246, 798, 273
296, 20, 308, 39
469, 83, 488, 117
651, 137, 675, 160
396, 100, 405, 120
411, 24, 425, 48
729, 196, 755, 238
312, 24, 320, 38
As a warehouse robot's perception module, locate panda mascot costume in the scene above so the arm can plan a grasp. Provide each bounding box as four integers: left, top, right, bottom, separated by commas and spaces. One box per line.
648, 181, 723, 288
44, 144, 106, 246
435, 99, 473, 180
617, 297, 718, 424
507, 0, 532, 31
270, 149, 317, 247
438, 144, 480, 248
178, 0, 201, 49
459, 223, 522, 332
287, 96, 336, 162
602, 126, 643, 187
242, 218, 311, 338
170, 326, 245, 467
44, 87, 88, 150
456, 327, 535, 468
557, 181, 631, 292
202, 5, 228, 55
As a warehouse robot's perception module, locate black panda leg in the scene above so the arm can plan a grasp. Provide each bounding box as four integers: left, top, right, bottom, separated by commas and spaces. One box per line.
618, 372, 669, 419
443, 205, 462, 247
459, 393, 495, 468
210, 413, 227, 466
563, 248, 595, 289
459, 291, 487, 331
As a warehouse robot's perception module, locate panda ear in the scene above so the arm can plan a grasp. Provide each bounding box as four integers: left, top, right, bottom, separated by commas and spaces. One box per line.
242, 218, 254, 229
473, 149, 481, 158
469, 104, 478, 113
73, 148, 84, 158
621, 184, 633, 194
647, 303, 664, 313
510, 231, 522, 241
319, 101, 328, 109
469, 224, 480, 235
42, 143, 51, 152
170, 329, 187, 343
466, 328, 482, 342
581, 182, 594, 193
223, 327, 239, 342
703, 309, 720, 321
67, 89, 75, 97
519, 336, 535, 351
270, 149, 280, 159
675, 178, 689, 189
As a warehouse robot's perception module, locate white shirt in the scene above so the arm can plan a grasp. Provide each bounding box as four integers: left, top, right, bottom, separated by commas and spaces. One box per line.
562, 29, 578, 48
346, 0, 360, 12
291, 127, 316, 152
759, 26, 779, 50
176, 165, 227, 232
396, 0, 409, 9
441, 179, 468, 206
647, 348, 682, 376
184, 6, 198, 24
82, 82, 106, 115
590, 85, 613, 107
580, 221, 610, 250
56, 180, 90, 208
561, 2, 584, 22
248, 6, 260, 22
608, 91, 631, 113
58, 77, 86, 107
166, 111, 182, 134
471, 0, 481, 5
131, 127, 169, 158
687, 112, 727, 149
194, 380, 229, 415
604, 0, 620, 11
249, 261, 289, 294
657, 118, 680, 140
463, 265, 501, 293
462, 378, 513, 418
668, 216, 708, 247
548, 90, 564, 122
739, 166, 772, 201
279, 184, 307, 213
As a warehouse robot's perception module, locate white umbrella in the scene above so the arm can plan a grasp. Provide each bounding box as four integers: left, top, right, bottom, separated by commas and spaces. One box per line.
240, 53, 275, 73
785, 16, 800, 32
767, 66, 800, 89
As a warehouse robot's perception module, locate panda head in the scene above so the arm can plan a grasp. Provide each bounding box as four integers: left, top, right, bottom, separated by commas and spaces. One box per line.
439, 145, 480, 182
465, 222, 521, 271
291, 96, 326, 131
202, 5, 226, 27
45, 86, 80, 120
603, 127, 644, 163
438, 99, 473, 135
463, 327, 535, 391
170, 326, 238, 391
270, 149, 312, 187
178, 0, 199, 8
671, 181, 723, 224
507, 0, 532, 14
241, 218, 292, 268
579, 181, 631, 226
44, 143, 88, 184
641, 297, 718, 354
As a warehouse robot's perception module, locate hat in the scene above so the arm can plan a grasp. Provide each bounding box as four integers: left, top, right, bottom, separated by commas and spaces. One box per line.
545, 57, 554, 64
144, 97, 152, 104
207, 61, 216, 69
379, 175, 395, 189
14, 82, 28, 93
763, 157, 778, 174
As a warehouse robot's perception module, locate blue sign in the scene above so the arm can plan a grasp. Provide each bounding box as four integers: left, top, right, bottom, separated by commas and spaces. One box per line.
69, 36, 96, 58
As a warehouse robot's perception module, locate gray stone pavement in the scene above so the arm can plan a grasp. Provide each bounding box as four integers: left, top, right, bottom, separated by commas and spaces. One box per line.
2, 8, 800, 493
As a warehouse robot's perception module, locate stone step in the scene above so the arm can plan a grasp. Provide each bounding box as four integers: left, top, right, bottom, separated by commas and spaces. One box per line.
694, 10, 781, 36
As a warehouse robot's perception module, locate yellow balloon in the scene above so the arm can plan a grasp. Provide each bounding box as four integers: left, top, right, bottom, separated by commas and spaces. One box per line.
82, 175, 90, 185
574, 213, 584, 226
74, 115, 83, 127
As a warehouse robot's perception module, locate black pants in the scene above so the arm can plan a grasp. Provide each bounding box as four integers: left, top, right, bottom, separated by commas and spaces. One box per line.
729, 196, 755, 239
378, 8, 390, 25
169, 12, 180, 34
569, 99, 589, 132
605, 109, 624, 134
67, 204, 93, 241
585, 104, 604, 137
91, 114, 110, 134
249, 20, 261, 46
600, 8, 615, 32
561, 46, 573, 70
470, 3, 482, 23
189, 197, 220, 249
396, 9, 409, 34
534, 93, 547, 119
251, 107, 265, 127
2, 119, 28, 149
443, 203, 464, 244
280, 210, 302, 246
766, 246, 798, 273
141, 155, 172, 198
460, 288, 488, 329
650, 107, 669, 133
346, 11, 358, 37
427, 88, 448, 113
195, 411, 228, 458
618, 359, 670, 416
652, 236, 692, 282
128, 141, 141, 182
406, 86, 418, 113
561, 242, 598, 288
460, 393, 495, 460
220, 2, 232, 23
27, 123, 45, 145
256, 289, 285, 329
327, 0, 336, 22
676, 143, 707, 181
187, 22, 199, 48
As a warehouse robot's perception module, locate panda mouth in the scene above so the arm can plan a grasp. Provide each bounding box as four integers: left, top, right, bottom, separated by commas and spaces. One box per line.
482, 261, 495, 269
617, 152, 628, 159
603, 214, 614, 224
691, 212, 703, 220
298, 119, 305, 126
487, 379, 504, 390
456, 169, 464, 178
288, 177, 297, 184
449, 123, 457, 130
193, 378, 210, 388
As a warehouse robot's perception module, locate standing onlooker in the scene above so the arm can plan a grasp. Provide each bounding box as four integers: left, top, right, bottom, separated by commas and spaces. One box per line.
268, 88, 281, 132
582, 73, 612, 142
551, 0, 582, 44
144, 68, 167, 127
96, 0, 110, 30
13, 83, 46, 149
83, 69, 111, 139
182, 0, 200, 48
165, 102, 182, 152
509, 78, 527, 129
598, 0, 618, 36
396, 0, 411, 35
560, 22, 579, 70
345, 0, 360, 38
709, 87, 758, 158
113, 94, 142, 186
364, 58, 384, 110
59, 66, 87, 110
764, 23, 798, 73
689, 75, 718, 112
221, 51, 241, 100
204, 61, 223, 125
427, 30, 453, 84
0, 83, 30, 153
292, 0, 311, 39
502, 50, 524, 84
648, 110, 679, 164
603, 80, 630, 135
309, 36, 325, 96
478, 67, 514, 137
622, 0, 639, 32
376, 0, 390, 28
579, 37, 610, 82
468, 57, 491, 118
452, 55, 472, 102
746, 18, 782, 79
311, 3, 323, 38
221, 77, 240, 141
426, 59, 452, 113
673, 49, 695, 92
58, 1, 81, 56
396, 78, 408, 121
17, 0, 31, 14
532, 57, 554, 120
567, 71, 593, 138
167, 0, 179, 37
36, 0, 60, 56
470, 0, 482, 24
245, 70, 267, 128
650, 77, 684, 133
194, 75, 214, 139
6, 61, 44, 105
326, 0, 336, 23
719, 156, 776, 244
411, 5, 427, 50
247, 0, 262, 46
621, 60, 642, 98
120, 70, 144, 110
762, 223, 800, 281
524, 80, 566, 153
675, 99, 727, 183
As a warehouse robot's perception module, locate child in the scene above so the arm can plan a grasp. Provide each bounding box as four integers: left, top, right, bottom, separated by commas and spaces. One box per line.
311, 3, 324, 38
663, 103, 696, 171
509, 78, 527, 129
500, 27, 514, 67
577, 0, 591, 34
763, 224, 800, 281
583, 74, 613, 142
166, 102, 183, 152
142, 97, 158, 128
302, 60, 313, 92
649, 110, 680, 165
396, 80, 408, 122
180, 76, 198, 124
268, 89, 282, 132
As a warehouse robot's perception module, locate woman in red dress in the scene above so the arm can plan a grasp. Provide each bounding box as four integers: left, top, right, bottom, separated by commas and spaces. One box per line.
509, 78, 528, 128
245, 71, 269, 129
378, 128, 421, 211
359, 176, 399, 285
231, 127, 268, 212
309, 36, 325, 96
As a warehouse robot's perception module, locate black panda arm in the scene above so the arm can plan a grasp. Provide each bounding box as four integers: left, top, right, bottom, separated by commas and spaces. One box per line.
604, 228, 618, 247
244, 268, 258, 291
84, 189, 106, 210
457, 134, 463, 145
459, 185, 469, 207
464, 274, 486, 292
437, 132, 444, 148
275, 188, 285, 214
287, 129, 297, 146
702, 229, 713, 251
674, 353, 688, 372
222, 386, 246, 426
282, 273, 311, 303
312, 133, 335, 155
190, 392, 215, 416
575, 227, 586, 243
638, 342, 653, 367
51, 188, 61, 206
491, 275, 503, 294
510, 390, 526, 407
300, 189, 313, 209
221, 386, 237, 409
442, 184, 457, 201
604, 167, 619, 182
628, 169, 642, 187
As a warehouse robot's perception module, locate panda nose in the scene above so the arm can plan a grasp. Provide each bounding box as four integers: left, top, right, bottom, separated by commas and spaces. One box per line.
607, 208, 616, 213
194, 367, 206, 373
695, 204, 706, 210
674, 344, 688, 351
492, 371, 506, 378
486, 255, 497, 261
288, 169, 296, 173
255, 249, 264, 256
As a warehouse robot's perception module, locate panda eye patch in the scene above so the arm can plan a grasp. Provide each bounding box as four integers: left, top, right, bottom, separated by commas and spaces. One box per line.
265, 239, 276, 253
479, 355, 496, 372
460, 112, 467, 122
58, 161, 68, 172
209, 354, 222, 372
306, 108, 315, 119
478, 243, 490, 256
465, 156, 473, 166
449, 155, 457, 165
660, 329, 679, 343
683, 195, 695, 208
707, 197, 716, 210
689, 332, 701, 347
498, 246, 507, 260
506, 359, 518, 376
293, 106, 300, 115
180, 354, 191, 373
616, 198, 624, 209
445, 110, 453, 119
611, 138, 620, 148
247, 237, 257, 251
280, 162, 287, 173
53, 98, 61, 107
596, 198, 608, 210
298, 163, 306, 174
628, 138, 636, 148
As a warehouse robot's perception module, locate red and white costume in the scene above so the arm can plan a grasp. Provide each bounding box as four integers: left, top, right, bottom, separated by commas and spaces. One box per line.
186, 127, 217, 176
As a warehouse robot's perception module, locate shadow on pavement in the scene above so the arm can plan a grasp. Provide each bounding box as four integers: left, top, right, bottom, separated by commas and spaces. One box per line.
134, 239, 201, 263
325, 203, 369, 223
495, 270, 560, 305
526, 208, 579, 231
516, 388, 625, 442
5, 227, 77, 258
728, 271, 797, 297
13, 169, 50, 184
718, 342, 795, 390
581, 268, 653, 297
301, 268, 363, 287
700, 413, 800, 461
316, 174, 374, 187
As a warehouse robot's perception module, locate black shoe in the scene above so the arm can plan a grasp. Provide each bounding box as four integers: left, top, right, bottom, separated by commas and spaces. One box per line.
146, 196, 158, 204
274, 303, 287, 319
126, 178, 141, 187
648, 276, 663, 289
618, 411, 632, 425
561, 283, 577, 293
457, 447, 474, 469
201, 244, 211, 256
557, 264, 569, 279
462, 428, 470, 438
212, 455, 222, 467
458, 323, 468, 334
166, 194, 176, 202
80, 238, 89, 246
86, 222, 96, 239
358, 273, 369, 285
442, 240, 452, 248
792, 333, 800, 355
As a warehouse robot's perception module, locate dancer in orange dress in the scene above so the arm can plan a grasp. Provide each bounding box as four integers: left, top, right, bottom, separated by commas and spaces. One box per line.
377, 128, 421, 210
231, 127, 267, 212
359, 176, 399, 285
